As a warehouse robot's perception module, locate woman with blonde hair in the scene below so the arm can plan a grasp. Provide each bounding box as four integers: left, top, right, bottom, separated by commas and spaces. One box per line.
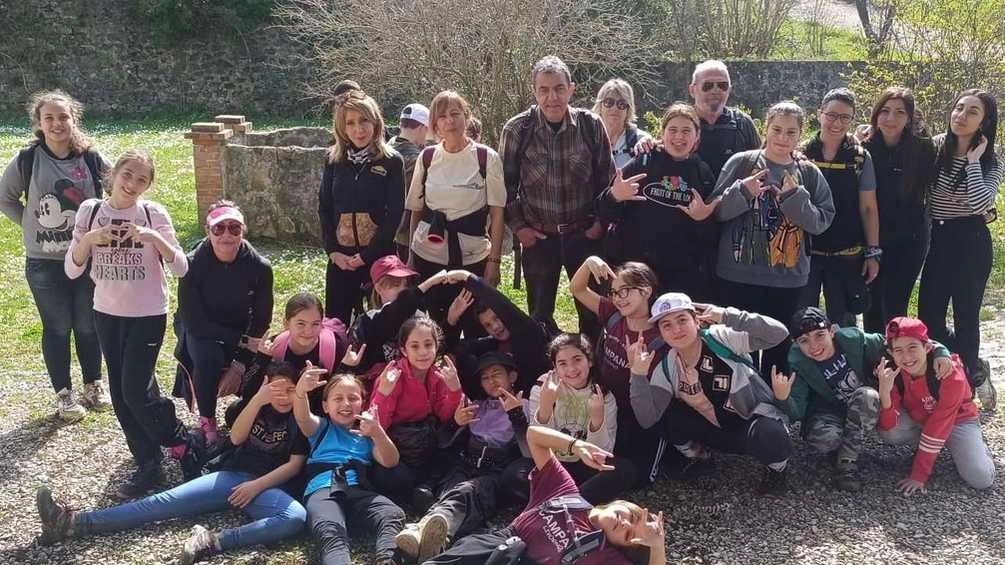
319, 88, 405, 325
592, 79, 651, 168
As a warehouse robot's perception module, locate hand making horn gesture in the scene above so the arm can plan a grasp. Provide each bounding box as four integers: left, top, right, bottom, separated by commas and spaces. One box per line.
675, 189, 722, 221
770, 364, 796, 401
741, 168, 771, 199
626, 334, 654, 375
453, 395, 480, 426
497, 388, 525, 412
296, 361, 329, 396
610, 168, 648, 202
351, 405, 383, 438
376, 363, 402, 396
340, 343, 367, 368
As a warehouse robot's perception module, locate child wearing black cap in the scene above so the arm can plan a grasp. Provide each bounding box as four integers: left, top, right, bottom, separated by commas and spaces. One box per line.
393, 351, 530, 563
781, 307, 953, 491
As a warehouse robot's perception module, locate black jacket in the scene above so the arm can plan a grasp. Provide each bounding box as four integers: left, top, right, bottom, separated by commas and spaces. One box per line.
318, 152, 405, 264
177, 239, 274, 343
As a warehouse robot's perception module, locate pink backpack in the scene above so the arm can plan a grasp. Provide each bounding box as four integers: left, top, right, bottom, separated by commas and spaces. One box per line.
270, 317, 347, 371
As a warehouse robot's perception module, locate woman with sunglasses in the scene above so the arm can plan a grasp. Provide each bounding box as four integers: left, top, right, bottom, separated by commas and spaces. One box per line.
592, 79, 651, 168
570, 256, 670, 486
176, 200, 274, 445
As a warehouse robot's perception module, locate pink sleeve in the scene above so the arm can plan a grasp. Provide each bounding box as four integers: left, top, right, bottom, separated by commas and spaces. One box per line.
526, 457, 578, 508
150, 204, 188, 277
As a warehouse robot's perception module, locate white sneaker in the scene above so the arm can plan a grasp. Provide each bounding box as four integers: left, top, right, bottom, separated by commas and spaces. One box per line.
80, 381, 112, 412
56, 388, 86, 423
417, 513, 449, 562
395, 523, 420, 559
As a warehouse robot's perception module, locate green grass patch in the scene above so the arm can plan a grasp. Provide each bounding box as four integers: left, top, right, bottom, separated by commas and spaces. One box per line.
770, 18, 870, 61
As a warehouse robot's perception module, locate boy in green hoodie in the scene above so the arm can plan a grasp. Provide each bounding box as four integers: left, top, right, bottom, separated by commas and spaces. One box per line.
775, 307, 953, 491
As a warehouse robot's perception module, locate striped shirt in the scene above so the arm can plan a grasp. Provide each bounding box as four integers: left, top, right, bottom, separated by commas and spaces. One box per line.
929, 134, 1003, 219
499, 106, 614, 231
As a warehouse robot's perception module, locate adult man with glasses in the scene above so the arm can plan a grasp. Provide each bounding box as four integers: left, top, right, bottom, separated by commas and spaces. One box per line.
688, 60, 761, 177
174, 200, 274, 446
500, 55, 615, 339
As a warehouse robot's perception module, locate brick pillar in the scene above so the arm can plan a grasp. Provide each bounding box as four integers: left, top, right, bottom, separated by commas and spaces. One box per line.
184, 122, 233, 221
214, 114, 253, 135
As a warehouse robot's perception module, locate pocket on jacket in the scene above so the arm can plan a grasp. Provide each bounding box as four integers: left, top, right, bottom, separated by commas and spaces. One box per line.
336, 213, 378, 247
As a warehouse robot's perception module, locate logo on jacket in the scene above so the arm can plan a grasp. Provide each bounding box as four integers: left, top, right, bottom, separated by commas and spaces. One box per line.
642, 176, 693, 207
34, 179, 85, 252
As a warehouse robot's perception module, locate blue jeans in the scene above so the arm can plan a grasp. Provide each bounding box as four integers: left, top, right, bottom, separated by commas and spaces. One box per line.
25, 257, 102, 392
74, 470, 306, 550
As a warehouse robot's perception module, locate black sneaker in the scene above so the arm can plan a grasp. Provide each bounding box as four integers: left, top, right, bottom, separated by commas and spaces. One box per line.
36, 487, 75, 544
833, 460, 861, 492
411, 486, 436, 515
114, 459, 165, 501
758, 467, 788, 496
179, 430, 208, 482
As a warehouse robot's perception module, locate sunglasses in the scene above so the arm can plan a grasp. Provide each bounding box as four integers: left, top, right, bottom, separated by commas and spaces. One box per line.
700, 81, 730, 93
609, 286, 642, 300
602, 98, 630, 110
210, 222, 243, 236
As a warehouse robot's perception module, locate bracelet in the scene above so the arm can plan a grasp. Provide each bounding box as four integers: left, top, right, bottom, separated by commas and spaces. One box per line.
486, 257, 501, 264
567, 437, 579, 452
864, 246, 883, 260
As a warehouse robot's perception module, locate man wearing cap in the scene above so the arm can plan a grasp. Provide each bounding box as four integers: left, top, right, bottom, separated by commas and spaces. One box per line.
175, 200, 274, 445
499, 55, 615, 338
392, 103, 431, 259
781, 307, 953, 491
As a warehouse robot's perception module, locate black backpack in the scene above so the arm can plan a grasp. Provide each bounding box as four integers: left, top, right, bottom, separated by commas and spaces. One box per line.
17, 143, 104, 196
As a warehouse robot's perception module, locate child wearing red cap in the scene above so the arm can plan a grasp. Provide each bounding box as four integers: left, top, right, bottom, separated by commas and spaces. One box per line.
877, 317, 995, 494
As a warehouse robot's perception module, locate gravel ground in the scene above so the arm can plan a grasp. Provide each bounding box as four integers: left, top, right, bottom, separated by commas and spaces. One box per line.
1, 317, 1003, 565
789, 0, 863, 32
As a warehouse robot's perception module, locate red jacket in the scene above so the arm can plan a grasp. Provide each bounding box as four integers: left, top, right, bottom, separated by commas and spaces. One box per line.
878, 355, 979, 483
369, 357, 462, 430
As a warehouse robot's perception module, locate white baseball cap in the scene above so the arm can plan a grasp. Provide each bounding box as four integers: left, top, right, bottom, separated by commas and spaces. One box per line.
399, 104, 430, 127
648, 292, 696, 324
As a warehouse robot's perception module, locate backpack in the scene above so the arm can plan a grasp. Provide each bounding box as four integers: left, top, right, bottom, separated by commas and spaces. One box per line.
271, 317, 348, 371
18, 143, 104, 196
420, 143, 489, 193
536, 494, 606, 564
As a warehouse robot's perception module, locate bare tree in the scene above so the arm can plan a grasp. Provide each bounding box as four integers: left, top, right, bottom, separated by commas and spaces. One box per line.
276, 0, 662, 144
854, 0, 897, 56
665, 0, 798, 60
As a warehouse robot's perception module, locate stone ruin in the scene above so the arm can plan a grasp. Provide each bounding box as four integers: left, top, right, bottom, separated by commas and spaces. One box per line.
185, 116, 332, 244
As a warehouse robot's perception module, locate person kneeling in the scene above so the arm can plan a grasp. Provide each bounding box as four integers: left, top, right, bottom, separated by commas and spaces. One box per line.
37, 361, 309, 563
877, 317, 996, 495
421, 425, 666, 565
629, 293, 793, 495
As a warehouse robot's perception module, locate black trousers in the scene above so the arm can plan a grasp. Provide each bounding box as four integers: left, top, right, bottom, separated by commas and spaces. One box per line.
94, 312, 185, 466
863, 228, 929, 332
429, 467, 502, 540
413, 254, 487, 344
423, 527, 535, 565
306, 486, 405, 565
919, 216, 992, 372
799, 254, 864, 327
325, 260, 369, 326
718, 279, 802, 375
662, 400, 792, 467
520, 230, 601, 339
615, 411, 670, 485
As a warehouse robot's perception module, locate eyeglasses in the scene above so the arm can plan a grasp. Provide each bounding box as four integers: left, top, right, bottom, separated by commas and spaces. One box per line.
210, 222, 243, 236
602, 98, 630, 110
700, 81, 730, 93
609, 286, 642, 299
821, 112, 854, 125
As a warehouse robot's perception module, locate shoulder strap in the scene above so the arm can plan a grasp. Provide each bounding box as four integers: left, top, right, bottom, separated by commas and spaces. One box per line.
17, 145, 37, 195
318, 328, 338, 370
271, 331, 292, 360
309, 418, 332, 457
87, 200, 102, 231
700, 328, 758, 371
624, 126, 639, 156
419, 146, 437, 200
82, 149, 103, 194
476, 144, 488, 179
925, 351, 941, 401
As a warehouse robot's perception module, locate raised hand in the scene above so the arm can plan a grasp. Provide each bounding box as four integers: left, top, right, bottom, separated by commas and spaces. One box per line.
675, 189, 722, 221
443, 269, 473, 284
257, 336, 275, 356
694, 302, 725, 326
296, 361, 329, 396
341, 343, 367, 367
629, 509, 666, 548
967, 135, 988, 164
376, 364, 402, 396
351, 405, 383, 437
85, 224, 116, 246
588, 384, 605, 427
741, 169, 771, 199
453, 396, 480, 426
633, 137, 660, 156
610, 168, 648, 202
438, 355, 462, 391
572, 440, 615, 472
853, 124, 872, 144
538, 370, 561, 416
497, 388, 525, 412
770, 364, 795, 401
447, 289, 475, 327
585, 256, 616, 284
876, 358, 897, 398
779, 169, 800, 197
626, 334, 653, 375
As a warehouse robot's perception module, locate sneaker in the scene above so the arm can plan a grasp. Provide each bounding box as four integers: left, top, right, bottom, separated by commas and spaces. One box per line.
411, 485, 436, 515
758, 467, 788, 496
417, 513, 449, 563
176, 430, 208, 482
36, 486, 75, 544
56, 388, 86, 423
79, 381, 112, 412
833, 459, 861, 492
394, 523, 421, 560
199, 416, 219, 446
974, 359, 997, 411
113, 459, 165, 501
179, 524, 220, 565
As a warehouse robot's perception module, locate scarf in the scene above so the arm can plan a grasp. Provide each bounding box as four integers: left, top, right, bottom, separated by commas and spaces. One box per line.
347, 145, 373, 166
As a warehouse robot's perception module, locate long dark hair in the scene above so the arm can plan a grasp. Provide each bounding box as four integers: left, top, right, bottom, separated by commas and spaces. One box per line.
938, 88, 999, 176
868, 87, 935, 206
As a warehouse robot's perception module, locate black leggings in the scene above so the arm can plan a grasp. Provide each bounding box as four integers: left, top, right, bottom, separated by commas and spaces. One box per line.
306, 486, 405, 565
662, 400, 792, 467
94, 312, 185, 465
919, 216, 992, 372
718, 279, 801, 375
863, 230, 929, 332
324, 260, 368, 327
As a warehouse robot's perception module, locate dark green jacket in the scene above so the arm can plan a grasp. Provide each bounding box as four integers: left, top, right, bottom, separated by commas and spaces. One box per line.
782, 327, 949, 421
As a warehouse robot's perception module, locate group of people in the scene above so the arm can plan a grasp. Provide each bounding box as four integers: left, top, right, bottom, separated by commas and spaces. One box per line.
1, 54, 1000, 565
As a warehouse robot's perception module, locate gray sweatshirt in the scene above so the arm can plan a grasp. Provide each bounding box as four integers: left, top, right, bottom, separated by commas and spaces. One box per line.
0, 144, 108, 261
712, 150, 835, 287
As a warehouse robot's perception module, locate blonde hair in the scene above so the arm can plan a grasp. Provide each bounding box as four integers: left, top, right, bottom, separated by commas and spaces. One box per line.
329, 90, 392, 164
429, 90, 472, 137
591, 78, 639, 127
26, 90, 95, 154
659, 101, 700, 133
106, 150, 156, 194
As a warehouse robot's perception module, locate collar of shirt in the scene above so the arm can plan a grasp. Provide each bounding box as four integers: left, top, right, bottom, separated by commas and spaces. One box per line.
534, 106, 579, 133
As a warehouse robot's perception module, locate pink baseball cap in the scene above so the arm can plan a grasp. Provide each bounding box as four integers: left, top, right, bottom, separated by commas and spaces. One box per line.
369, 255, 418, 284
206, 206, 245, 227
